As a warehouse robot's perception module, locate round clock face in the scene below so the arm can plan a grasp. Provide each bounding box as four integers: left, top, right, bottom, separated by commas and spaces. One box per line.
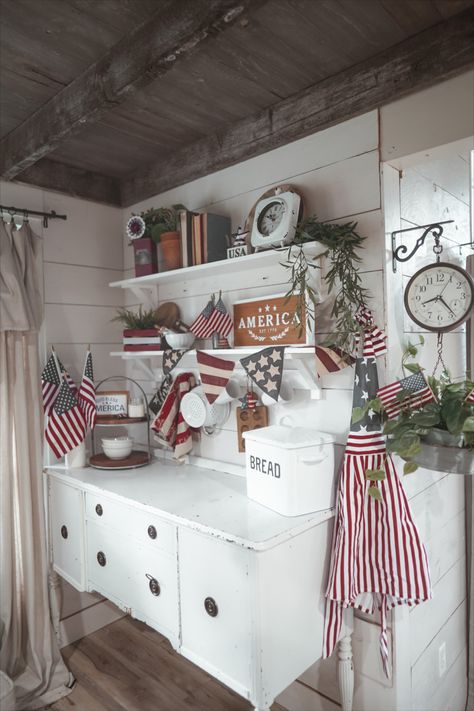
404, 262, 474, 332
256, 200, 286, 237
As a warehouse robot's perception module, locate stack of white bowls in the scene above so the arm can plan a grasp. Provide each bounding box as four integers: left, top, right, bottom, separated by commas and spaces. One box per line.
101, 436, 133, 460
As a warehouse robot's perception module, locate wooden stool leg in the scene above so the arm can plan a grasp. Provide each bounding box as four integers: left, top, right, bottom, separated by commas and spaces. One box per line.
338, 634, 354, 711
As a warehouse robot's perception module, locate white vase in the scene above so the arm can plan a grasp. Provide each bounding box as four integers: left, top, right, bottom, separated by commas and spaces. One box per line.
65, 440, 86, 468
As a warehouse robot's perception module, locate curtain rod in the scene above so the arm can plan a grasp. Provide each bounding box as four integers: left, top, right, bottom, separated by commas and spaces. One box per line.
0, 204, 67, 227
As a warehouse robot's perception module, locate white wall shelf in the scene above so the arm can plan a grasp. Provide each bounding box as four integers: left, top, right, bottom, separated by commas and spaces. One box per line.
110, 242, 326, 297
110, 347, 321, 396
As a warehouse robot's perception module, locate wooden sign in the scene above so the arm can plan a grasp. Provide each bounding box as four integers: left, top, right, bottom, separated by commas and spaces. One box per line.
233, 293, 312, 347
96, 390, 129, 418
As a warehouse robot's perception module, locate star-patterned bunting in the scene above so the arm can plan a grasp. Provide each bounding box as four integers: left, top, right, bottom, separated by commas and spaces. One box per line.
196, 351, 235, 404
240, 347, 285, 402
162, 349, 188, 376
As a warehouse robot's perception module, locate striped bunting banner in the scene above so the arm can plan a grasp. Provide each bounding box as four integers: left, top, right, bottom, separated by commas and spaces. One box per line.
315, 346, 355, 377
465, 387, 474, 404
196, 351, 235, 404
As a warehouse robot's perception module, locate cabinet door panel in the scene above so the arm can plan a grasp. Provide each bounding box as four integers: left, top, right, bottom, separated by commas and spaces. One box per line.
129, 544, 179, 639
86, 520, 134, 605
49, 478, 85, 591
179, 527, 253, 692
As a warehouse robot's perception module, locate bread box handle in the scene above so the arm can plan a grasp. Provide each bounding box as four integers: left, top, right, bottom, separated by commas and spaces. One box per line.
300, 450, 329, 465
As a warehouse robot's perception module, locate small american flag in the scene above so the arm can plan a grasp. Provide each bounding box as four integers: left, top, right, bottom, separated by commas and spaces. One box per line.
41, 354, 61, 415
78, 350, 96, 428
377, 371, 436, 420
45, 380, 86, 459
60, 361, 78, 397
205, 295, 233, 338
190, 297, 215, 338
196, 351, 235, 404
465, 387, 474, 404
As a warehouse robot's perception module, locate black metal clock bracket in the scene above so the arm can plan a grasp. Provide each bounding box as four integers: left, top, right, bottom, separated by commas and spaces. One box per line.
391, 220, 454, 273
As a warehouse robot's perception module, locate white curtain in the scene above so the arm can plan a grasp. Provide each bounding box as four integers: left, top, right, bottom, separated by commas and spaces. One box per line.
0, 221, 72, 709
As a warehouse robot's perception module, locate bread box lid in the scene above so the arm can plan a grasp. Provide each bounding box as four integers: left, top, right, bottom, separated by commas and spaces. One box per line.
242, 425, 335, 449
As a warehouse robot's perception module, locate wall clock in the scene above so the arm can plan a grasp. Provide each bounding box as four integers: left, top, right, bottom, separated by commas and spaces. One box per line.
404, 261, 474, 332
250, 189, 301, 251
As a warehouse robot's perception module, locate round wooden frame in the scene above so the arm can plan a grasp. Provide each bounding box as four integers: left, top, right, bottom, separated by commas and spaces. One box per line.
404, 261, 474, 333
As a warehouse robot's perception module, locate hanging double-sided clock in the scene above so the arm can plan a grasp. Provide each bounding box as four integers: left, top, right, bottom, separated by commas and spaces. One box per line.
404, 261, 474, 332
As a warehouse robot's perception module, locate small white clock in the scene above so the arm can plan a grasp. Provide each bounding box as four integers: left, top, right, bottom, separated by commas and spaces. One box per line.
250, 190, 301, 251
404, 262, 474, 332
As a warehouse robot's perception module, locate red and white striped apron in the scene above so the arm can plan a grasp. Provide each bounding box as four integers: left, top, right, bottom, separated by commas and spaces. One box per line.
323, 311, 432, 676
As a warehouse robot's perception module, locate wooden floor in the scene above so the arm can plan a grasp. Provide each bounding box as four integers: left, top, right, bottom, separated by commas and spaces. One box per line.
42, 616, 287, 711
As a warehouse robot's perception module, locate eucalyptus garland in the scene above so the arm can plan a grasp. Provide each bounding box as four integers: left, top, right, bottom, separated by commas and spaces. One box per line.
281, 216, 369, 352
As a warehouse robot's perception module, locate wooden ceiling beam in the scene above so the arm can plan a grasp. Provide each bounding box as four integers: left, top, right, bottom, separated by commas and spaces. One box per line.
121, 7, 474, 207
0, 0, 264, 180
14, 160, 121, 206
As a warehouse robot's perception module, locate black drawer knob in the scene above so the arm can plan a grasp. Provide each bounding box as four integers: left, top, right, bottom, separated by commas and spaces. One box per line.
147, 525, 157, 539
60, 525, 68, 539
95, 504, 103, 516
204, 597, 218, 617
97, 551, 106, 567
146, 574, 160, 596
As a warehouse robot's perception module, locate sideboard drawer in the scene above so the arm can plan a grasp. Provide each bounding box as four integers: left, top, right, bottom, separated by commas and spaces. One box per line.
49, 478, 85, 591
179, 527, 252, 693
84, 492, 176, 554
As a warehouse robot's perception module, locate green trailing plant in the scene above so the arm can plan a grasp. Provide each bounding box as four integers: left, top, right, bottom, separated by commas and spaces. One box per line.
112, 306, 158, 330
140, 204, 186, 244
352, 338, 474, 478
281, 216, 369, 352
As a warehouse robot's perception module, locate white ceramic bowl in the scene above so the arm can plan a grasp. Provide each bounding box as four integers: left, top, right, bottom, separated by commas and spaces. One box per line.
164, 332, 195, 349
101, 436, 133, 460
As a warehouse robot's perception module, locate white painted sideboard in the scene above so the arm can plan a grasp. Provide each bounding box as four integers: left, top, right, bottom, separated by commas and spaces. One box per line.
46, 461, 353, 710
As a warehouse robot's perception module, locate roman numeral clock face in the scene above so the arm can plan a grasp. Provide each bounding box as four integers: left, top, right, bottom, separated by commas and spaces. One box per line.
404, 262, 474, 332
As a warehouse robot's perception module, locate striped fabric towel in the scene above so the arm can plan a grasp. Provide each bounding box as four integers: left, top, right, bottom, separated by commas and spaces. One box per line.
151, 373, 196, 459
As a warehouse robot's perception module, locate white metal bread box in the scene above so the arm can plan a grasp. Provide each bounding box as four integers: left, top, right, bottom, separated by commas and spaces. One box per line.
243, 425, 336, 516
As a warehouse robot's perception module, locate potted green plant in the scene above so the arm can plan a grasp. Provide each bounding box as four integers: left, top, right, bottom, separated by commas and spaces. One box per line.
353, 339, 474, 475
112, 307, 161, 352
281, 215, 369, 353
141, 204, 186, 272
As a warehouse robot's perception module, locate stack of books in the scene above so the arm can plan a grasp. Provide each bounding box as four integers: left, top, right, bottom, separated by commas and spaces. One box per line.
122, 329, 161, 352
179, 210, 231, 268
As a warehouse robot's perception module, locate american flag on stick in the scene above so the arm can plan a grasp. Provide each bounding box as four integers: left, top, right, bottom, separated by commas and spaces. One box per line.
196, 351, 235, 404
78, 349, 97, 428
60, 361, 78, 397
45, 379, 86, 459
465, 387, 474, 404
205, 294, 233, 338
41, 353, 61, 415
377, 371, 437, 420
189, 296, 215, 338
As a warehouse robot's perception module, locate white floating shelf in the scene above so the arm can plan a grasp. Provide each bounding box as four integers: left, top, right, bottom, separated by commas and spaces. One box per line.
110, 347, 321, 396
110, 243, 326, 290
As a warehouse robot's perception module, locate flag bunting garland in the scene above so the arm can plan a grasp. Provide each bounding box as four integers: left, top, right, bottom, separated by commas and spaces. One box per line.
240, 346, 285, 401
315, 345, 355, 377
149, 375, 173, 415
465, 387, 474, 404
196, 351, 235, 404
377, 371, 437, 420
323, 313, 431, 678
45, 379, 86, 459
78, 349, 97, 428
162, 348, 189, 375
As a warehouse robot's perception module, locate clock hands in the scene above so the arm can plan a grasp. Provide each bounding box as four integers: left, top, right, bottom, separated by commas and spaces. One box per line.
421, 294, 455, 317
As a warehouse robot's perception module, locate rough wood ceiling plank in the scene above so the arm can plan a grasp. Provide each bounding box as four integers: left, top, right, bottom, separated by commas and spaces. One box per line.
120, 7, 474, 206
16, 159, 121, 206
0, 0, 266, 179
